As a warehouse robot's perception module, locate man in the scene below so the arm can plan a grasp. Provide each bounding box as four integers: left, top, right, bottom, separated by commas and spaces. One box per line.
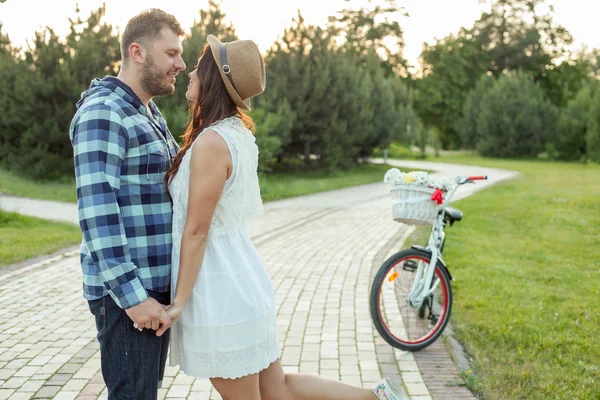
69, 9, 186, 399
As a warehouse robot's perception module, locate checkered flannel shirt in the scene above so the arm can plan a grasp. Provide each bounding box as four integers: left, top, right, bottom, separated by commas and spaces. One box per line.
70, 77, 179, 309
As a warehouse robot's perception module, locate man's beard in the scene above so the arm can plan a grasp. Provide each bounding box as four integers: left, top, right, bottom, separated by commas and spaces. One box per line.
140, 54, 175, 98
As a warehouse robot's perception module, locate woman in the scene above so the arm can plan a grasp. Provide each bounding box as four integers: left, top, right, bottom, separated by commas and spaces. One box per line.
164, 34, 407, 400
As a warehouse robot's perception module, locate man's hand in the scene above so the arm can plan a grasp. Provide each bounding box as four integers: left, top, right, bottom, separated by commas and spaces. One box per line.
165, 303, 185, 324
156, 303, 183, 337
125, 297, 172, 336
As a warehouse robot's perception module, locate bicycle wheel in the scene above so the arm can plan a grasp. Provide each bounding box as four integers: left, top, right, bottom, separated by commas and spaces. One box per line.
370, 248, 453, 351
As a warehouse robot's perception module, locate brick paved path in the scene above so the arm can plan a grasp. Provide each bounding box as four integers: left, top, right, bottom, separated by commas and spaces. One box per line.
0, 161, 518, 399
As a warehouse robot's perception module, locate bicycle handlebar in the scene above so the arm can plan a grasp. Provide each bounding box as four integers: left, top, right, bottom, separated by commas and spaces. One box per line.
441, 174, 489, 206
455, 175, 488, 185
467, 175, 488, 181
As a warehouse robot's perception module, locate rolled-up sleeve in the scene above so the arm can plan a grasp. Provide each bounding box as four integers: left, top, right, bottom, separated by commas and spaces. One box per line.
71, 105, 148, 309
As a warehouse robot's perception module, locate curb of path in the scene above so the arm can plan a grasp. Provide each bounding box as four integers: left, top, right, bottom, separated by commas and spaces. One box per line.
377, 226, 478, 399
369, 159, 525, 399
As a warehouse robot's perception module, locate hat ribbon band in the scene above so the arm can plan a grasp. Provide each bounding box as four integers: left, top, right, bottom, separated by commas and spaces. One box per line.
220, 43, 238, 93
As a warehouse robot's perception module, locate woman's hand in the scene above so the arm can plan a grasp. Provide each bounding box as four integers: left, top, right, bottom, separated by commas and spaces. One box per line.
164, 302, 186, 324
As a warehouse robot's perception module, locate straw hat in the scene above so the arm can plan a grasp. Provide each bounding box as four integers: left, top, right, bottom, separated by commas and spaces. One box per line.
207, 34, 266, 111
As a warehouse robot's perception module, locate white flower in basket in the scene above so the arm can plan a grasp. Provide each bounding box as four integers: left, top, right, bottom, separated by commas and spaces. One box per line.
383, 168, 455, 226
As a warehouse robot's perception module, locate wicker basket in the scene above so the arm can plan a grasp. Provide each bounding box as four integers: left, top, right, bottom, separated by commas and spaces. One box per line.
389, 183, 441, 226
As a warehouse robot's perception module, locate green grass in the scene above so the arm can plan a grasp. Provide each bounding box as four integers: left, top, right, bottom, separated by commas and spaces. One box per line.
0, 169, 76, 203
426, 157, 600, 399
1, 163, 400, 204
260, 163, 399, 202
373, 141, 426, 159
0, 211, 81, 268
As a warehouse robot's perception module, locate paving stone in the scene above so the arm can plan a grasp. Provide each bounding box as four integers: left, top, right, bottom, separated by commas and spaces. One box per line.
33, 385, 61, 398
0, 164, 509, 400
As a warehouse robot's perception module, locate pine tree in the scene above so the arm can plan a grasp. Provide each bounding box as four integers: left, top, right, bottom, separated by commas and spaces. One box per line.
156, 0, 238, 138
1, 7, 120, 179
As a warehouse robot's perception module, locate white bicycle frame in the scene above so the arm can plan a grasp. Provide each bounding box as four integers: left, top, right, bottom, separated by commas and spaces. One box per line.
407, 178, 465, 308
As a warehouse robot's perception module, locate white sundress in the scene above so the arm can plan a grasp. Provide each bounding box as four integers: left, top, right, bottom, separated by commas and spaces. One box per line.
168, 116, 280, 379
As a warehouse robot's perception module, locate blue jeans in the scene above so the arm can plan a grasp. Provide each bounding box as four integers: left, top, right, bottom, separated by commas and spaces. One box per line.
88, 290, 170, 400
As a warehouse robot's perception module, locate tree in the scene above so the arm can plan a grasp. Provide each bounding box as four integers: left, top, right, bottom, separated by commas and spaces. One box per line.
388, 75, 414, 144
476, 72, 557, 158
327, 0, 409, 76
156, 0, 238, 138
0, 25, 22, 170
369, 67, 397, 153
65, 4, 120, 85
262, 13, 335, 165
474, 0, 573, 79
249, 100, 294, 172
555, 83, 597, 161
0, 6, 120, 179
416, 0, 575, 149
539, 45, 600, 109
326, 56, 374, 167
585, 88, 600, 163
457, 73, 496, 149
416, 29, 489, 148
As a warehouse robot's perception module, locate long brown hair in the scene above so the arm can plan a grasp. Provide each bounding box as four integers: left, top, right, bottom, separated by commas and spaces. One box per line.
165, 45, 255, 194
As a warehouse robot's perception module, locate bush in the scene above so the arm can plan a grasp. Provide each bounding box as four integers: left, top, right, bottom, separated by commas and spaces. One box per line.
373, 141, 420, 159
585, 89, 600, 163
458, 74, 495, 149
250, 101, 294, 172
0, 7, 119, 180
475, 72, 558, 158
555, 84, 597, 161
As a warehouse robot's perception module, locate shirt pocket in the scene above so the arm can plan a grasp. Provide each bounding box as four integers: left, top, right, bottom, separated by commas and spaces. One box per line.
145, 141, 169, 183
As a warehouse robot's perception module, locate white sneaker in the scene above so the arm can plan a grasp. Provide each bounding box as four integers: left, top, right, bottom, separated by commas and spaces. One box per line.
373, 377, 409, 400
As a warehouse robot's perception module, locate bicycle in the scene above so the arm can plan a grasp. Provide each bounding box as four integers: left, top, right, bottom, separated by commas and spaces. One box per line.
370, 174, 488, 351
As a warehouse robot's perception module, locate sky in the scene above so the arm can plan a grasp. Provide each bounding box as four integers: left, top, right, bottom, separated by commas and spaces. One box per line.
1, 0, 600, 71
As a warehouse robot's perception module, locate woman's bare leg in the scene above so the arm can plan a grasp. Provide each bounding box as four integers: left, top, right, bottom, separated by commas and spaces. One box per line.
258, 359, 377, 400
211, 373, 261, 400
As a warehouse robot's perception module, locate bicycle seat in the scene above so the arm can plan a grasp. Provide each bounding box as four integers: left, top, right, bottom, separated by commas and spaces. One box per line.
444, 206, 463, 223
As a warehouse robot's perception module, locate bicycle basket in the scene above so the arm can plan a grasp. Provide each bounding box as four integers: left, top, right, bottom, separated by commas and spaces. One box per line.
389, 183, 441, 226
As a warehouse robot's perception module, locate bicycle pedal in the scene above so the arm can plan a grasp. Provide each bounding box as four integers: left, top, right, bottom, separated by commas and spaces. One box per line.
403, 260, 418, 272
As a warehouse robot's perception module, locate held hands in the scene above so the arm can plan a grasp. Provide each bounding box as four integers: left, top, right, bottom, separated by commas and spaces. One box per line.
163, 302, 185, 325
125, 297, 172, 337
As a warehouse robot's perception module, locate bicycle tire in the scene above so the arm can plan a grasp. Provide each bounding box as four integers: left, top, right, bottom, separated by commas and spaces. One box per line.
370, 248, 453, 351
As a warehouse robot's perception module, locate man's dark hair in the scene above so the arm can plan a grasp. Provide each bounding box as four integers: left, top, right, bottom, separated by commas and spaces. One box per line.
121, 9, 185, 61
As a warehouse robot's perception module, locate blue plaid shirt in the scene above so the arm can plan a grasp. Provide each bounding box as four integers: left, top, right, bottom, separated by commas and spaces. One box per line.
70, 76, 179, 309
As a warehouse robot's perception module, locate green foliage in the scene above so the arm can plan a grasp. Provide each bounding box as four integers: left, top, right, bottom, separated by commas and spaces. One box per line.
585, 89, 600, 163
474, 0, 573, 78
0, 2, 417, 180
326, 0, 410, 76
155, 0, 238, 139
417, 28, 490, 149
0, 25, 21, 167
261, 12, 413, 171
249, 101, 294, 172
542, 57, 593, 108
412, 118, 428, 157
373, 141, 420, 159
0, 6, 119, 180
458, 74, 496, 149
556, 83, 598, 161
416, 0, 589, 151
476, 73, 558, 158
